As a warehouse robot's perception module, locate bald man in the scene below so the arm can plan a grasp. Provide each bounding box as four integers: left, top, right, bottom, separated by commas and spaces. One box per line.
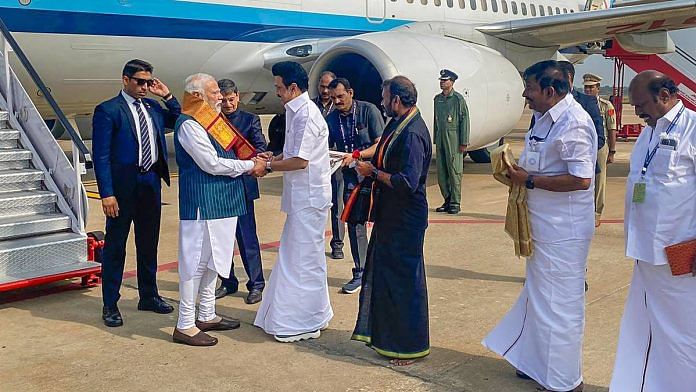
610, 71, 696, 391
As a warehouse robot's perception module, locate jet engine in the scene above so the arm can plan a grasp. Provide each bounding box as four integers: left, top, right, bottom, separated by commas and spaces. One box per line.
308, 31, 525, 150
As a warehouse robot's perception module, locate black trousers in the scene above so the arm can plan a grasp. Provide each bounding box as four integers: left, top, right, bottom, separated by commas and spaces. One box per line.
101, 171, 161, 307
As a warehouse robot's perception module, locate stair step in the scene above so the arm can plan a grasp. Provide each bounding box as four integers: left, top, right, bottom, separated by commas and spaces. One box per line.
0, 213, 70, 240
0, 130, 19, 149
0, 232, 87, 280
0, 149, 31, 162
0, 139, 18, 149
0, 190, 56, 217
0, 169, 43, 192
0, 129, 19, 141
0, 149, 31, 169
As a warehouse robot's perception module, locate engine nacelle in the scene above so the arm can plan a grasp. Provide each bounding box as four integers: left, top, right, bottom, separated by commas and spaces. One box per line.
308, 32, 525, 149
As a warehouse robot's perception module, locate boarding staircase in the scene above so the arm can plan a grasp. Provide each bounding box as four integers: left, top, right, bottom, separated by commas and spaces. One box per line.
0, 18, 99, 291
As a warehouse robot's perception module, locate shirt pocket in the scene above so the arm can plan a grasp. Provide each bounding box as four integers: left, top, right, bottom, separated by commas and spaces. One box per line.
356, 127, 371, 148
651, 148, 676, 181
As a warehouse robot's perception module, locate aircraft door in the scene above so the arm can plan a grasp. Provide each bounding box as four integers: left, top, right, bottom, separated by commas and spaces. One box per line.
366, 0, 386, 23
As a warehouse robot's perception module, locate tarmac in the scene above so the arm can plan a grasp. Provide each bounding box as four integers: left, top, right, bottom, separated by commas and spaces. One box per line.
0, 113, 641, 392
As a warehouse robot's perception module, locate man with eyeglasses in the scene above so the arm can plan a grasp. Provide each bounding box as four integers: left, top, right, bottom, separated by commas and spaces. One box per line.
92, 59, 181, 327
482, 60, 596, 392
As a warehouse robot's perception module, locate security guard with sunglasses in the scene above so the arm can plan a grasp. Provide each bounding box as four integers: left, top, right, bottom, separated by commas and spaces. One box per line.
92, 59, 181, 328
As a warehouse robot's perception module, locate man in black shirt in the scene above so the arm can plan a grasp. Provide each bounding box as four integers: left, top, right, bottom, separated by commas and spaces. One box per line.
326, 78, 385, 294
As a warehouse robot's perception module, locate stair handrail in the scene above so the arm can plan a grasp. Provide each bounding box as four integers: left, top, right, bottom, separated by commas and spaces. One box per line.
0, 16, 92, 169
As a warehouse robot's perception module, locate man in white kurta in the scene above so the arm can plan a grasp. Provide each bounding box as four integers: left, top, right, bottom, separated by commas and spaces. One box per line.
482, 61, 597, 392
254, 61, 333, 343
172, 73, 266, 346
610, 71, 696, 392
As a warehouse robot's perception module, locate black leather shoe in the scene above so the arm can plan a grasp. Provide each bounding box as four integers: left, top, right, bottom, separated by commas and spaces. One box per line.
245, 289, 263, 304
330, 248, 344, 260
215, 285, 238, 299
137, 297, 174, 314
447, 206, 461, 214
102, 305, 123, 327
435, 203, 450, 213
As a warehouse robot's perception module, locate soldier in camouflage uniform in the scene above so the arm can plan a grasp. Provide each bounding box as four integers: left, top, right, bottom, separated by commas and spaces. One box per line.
583, 73, 617, 227
433, 69, 469, 215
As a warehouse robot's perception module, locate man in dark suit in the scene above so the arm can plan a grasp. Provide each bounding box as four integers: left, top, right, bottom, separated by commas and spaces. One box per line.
92, 59, 181, 327
213, 79, 266, 304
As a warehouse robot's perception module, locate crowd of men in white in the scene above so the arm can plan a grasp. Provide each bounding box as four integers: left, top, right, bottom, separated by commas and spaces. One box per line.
95, 56, 695, 392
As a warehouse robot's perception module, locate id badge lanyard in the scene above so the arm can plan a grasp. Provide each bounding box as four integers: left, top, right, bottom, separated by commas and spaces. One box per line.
633, 106, 684, 203
527, 121, 555, 172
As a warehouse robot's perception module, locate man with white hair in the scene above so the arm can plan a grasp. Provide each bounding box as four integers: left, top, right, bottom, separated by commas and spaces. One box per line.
172, 73, 268, 346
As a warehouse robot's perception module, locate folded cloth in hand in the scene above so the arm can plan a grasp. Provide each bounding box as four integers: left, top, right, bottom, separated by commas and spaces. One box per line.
491, 144, 533, 258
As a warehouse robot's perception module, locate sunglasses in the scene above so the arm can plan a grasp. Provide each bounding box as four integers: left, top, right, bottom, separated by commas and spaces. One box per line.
129, 76, 155, 87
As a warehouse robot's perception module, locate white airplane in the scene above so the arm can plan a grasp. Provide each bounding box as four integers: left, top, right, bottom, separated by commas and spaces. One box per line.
1, 0, 695, 149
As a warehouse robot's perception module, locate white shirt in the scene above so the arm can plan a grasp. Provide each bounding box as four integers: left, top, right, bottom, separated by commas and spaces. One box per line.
121, 90, 158, 165
281, 92, 332, 213
520, 93, 598, 243
625, 101, 696, 265
177, 119, 254, 177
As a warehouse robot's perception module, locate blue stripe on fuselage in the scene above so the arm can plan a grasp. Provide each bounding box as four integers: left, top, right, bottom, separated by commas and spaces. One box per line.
0, 0, 409, 42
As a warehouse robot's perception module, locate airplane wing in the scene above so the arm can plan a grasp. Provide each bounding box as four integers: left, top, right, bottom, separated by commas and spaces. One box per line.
477, 0, 696, 48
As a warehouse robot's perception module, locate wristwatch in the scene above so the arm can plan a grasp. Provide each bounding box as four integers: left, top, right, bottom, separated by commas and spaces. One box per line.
162, 93, 173, 101
525, 175, 535, 189
371, 167, 379, 178
609, 150, 617, 154
265, 160, 273, 173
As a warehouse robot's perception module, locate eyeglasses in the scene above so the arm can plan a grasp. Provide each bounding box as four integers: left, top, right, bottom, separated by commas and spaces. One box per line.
129, 76, 155, 87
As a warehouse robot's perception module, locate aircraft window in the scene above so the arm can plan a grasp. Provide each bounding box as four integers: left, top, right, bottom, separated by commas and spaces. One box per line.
547, 5, 553, 14
530, 3, 536, 15
521, 2, 527, 14
570, 8, 574, 12
421, 0, 427, 4
407, 0, 414, 3
481, 0, 488, 11
447, 0, 454, 7
555, 7, 560, 13
491, 0, 498, 12
539, 4, 544, 15
434, 0, 441, 5
470, 0, 477, 9
501, 0, 508, 13
511, 1, 518, 14
563, 7, 568, 13
459, 0, 466, 8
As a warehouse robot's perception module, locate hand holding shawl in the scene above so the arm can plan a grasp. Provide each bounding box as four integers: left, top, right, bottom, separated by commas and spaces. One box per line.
491, 144, 533, 258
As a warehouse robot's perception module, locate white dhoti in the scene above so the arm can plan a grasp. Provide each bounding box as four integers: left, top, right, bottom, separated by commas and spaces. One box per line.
176, 217, 238, 330
609, 261, 696, 392
482, 239, 590, 391
254, 207, 333, 335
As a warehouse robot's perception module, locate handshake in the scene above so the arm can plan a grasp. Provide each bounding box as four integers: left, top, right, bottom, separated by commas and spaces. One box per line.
248, 151, 274, 178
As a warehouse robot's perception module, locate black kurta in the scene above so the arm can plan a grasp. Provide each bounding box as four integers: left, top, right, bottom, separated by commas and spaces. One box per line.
351, 108, 432, 359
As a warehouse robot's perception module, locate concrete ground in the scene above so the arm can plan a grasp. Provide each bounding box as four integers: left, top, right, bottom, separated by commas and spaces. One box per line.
0, 115, 640, 391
